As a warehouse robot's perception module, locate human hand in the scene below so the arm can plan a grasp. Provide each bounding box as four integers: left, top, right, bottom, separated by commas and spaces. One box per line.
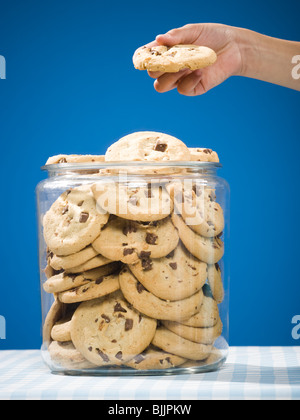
144, 23, 300, 94
146, 23, 244, 96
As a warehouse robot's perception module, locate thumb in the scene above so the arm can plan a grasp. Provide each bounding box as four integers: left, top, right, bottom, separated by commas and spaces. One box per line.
156, 24, 203, 46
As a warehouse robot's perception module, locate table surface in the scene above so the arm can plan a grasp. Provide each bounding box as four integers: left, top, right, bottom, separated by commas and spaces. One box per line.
0, 347, 299, 400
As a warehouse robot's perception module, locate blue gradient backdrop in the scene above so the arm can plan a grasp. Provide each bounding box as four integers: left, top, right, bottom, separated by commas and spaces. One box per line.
0, 0, 299, 350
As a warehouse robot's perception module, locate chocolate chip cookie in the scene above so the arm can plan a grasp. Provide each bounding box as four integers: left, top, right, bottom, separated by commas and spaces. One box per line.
92, 182, 173, 222
70, 291, 157, 366
43, 185, 109, 256
133, 45, 217, 73
105, 131, 191, 162
119, 267, 203, 321
129, 242, 207, 301
92, 216, 179, 264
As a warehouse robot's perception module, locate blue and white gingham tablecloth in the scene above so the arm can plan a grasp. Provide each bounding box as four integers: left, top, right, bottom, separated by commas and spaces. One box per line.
0, 347, 299, 400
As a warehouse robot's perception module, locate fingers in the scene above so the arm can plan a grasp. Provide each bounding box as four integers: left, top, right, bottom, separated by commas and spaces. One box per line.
176, 70, 205, 96
153, 70, 193, 93
148, 70, 164, 79
156, 24, 204, 46
152, 69, 210, 96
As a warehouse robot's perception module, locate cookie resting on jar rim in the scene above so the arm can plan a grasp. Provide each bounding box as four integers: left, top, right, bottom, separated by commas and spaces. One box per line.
36, 132, 230, 375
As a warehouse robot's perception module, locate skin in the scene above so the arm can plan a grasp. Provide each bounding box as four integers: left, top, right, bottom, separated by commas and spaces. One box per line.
143, 23, 300, 96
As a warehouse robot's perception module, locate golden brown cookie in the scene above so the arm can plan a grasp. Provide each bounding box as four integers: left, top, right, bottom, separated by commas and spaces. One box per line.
70, 291, 157, 366
133, 45, 217, 73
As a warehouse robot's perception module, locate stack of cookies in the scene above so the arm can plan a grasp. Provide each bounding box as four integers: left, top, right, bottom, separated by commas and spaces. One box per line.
42, 131, 225, 372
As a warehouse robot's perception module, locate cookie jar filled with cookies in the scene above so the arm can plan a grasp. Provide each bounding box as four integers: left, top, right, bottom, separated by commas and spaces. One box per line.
36, 132, 230, 375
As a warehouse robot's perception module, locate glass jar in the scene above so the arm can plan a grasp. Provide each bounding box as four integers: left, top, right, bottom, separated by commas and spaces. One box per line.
36, 161, 230, 375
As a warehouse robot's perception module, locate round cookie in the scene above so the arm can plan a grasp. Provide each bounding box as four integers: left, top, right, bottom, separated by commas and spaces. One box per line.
189, 148, 219, 163
105, 131, 191, 162
180, 347, 223, 368
43, 298, 65, 346
180, 284, 220, 328
125, 345, 186, 370
58, 272, 120, 304
51, 314, 72, 342
92, 216, 179, 264
129, 242, 207, 301
70, 291, 157, 366
48, 341, 96, 370
152, 327, 212, 361
92, 182, 173, 222
168, 182, 224, 238
171, 213, 224, 264
133, 45, 217, 73
43, 262, 120, 294
207, 263, 224, 304
119, 267, 203, 321
162, 317, 223, 345
46, 154, 105, 165
43, 185, 109, 256
64, 254, 113, 274
49, 245, 100, 271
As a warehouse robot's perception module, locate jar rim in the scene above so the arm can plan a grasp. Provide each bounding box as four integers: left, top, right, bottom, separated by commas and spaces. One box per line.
41, 161, 222, 172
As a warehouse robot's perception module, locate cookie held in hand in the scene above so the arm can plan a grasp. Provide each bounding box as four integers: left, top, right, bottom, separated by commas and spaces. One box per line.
133, 44, 217, 73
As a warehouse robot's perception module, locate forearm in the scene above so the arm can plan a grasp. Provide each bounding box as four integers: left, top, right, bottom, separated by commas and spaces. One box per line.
236, 28, 300, 91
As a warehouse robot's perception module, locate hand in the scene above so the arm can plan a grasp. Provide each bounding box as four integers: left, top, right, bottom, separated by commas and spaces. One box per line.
146, 23, 243, 96
145, 23, 300, 95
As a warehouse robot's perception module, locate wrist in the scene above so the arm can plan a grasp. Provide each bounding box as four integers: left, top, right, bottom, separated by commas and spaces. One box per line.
234, 27, 300, 90
234, 27, 263, 78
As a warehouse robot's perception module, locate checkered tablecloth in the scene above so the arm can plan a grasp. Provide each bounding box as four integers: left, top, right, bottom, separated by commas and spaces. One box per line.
0, 347, 299, 400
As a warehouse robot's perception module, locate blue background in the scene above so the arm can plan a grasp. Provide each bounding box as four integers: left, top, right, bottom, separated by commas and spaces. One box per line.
0, 0, 299, 350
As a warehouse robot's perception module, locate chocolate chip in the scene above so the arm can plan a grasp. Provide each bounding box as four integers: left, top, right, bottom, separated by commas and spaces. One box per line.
125, 319, 134, 331
122, 222, 137, 236
79, 212, 89, 223
136, 282, 146, 294
203, 148, 212, 154
141, 258, 153, 271
77, 201, 84, 207
123, 248, 134, 256
101, 314, 110, 323
115, 351, 123, 360
134, 354, 145, 364
166, 250, 175, 259
114, 302, 127, 313
169, 262, 177, 270
154, 142, 167, 152
96, 349, 110, 363
58, 158, 67, 163
88, 346, 93, 352
146, 233, 158, 245
95, 277, 104, 285
215, 262, 221, 271
139, 251, 151, 259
